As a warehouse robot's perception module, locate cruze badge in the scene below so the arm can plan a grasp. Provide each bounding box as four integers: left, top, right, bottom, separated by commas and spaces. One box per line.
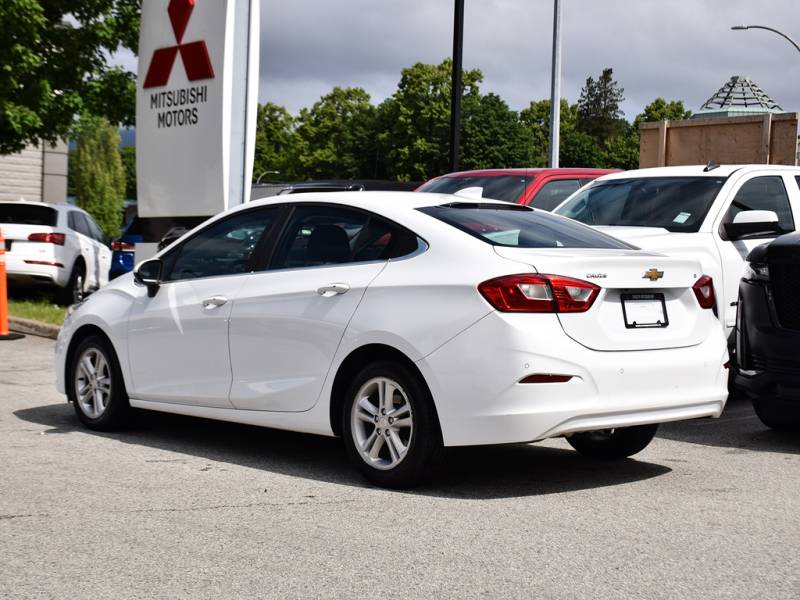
586, 273, 607, 279
643, 268, 665, 281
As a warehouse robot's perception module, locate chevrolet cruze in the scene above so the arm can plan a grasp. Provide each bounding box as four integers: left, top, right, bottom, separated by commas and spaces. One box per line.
56, 192, 729, 487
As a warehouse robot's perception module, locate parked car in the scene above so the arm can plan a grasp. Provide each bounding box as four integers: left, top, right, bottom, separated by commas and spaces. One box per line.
735, 233, 800, 430
56, 192, 728, 487
252, 180, 421, 201
110, 215, 206, 279
1, 201, 110, 304
416, 168, 618, 210
554, 164, 800, 345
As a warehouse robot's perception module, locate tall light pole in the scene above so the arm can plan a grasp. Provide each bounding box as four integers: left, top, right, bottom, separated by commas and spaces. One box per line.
549, 0, 563, 168
731, 24, 800, 54
450, 0, 465, 173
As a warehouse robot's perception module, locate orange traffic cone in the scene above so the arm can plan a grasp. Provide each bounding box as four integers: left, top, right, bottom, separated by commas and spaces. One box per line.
0, 226, 25, 341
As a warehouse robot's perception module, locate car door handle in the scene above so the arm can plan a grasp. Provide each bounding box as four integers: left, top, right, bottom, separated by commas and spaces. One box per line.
202, 296, 228, 310
317, 283, 350, 297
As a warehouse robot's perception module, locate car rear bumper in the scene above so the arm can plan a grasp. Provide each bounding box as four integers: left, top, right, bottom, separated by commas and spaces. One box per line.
4, 255, 68, 287
420, 311, 729, 446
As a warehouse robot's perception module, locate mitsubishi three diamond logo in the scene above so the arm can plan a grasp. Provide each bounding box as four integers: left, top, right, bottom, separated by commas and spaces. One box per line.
143, 0, 215, 89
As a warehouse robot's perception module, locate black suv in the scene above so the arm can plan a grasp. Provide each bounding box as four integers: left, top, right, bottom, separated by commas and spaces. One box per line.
735, 232, 800, 430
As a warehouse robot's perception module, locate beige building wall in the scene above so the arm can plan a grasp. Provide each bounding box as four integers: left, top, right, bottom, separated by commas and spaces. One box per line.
0, 140, 69, 203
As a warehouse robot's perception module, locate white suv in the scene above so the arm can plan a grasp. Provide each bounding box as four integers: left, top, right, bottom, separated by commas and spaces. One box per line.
1, 201, 111, 304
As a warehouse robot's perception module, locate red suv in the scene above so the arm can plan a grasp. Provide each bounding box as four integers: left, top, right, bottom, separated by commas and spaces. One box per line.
416, 168, 619, 211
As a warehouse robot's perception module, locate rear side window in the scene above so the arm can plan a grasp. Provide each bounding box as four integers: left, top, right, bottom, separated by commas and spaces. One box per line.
271, 205, 421, 269
0, 203, 57, 226
532, 179, 581, 211
417, 175, 533, 203
725, 176, 795, 233
419, 204, 633, 249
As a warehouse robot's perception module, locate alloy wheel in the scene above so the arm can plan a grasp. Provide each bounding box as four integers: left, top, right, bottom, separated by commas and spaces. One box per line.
74, 347, 112, 419
350, 377, 414, 471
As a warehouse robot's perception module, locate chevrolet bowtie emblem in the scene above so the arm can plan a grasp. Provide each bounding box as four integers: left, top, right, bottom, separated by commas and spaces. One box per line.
643, 268, 664, 281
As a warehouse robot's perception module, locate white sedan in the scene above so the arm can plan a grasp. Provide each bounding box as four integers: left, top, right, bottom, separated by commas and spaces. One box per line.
1, 201, 111, 304
55, 192, 729, 487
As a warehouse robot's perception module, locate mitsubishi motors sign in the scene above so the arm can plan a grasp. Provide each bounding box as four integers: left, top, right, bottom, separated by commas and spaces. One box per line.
136, 0, 259, 218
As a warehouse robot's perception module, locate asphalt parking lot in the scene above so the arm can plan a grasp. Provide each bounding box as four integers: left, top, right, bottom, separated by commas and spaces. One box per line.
2, 335, 799, 599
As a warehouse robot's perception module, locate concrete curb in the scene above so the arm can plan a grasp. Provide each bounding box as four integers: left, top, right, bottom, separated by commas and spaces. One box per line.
8, 316, 61, 340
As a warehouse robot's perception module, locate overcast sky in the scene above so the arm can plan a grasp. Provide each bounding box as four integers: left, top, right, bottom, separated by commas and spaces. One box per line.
123, 0, 800, 119
258, 0, 799, 118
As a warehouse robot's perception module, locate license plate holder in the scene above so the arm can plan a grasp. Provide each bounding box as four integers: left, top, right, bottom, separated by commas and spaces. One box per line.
621, 293, 668, 329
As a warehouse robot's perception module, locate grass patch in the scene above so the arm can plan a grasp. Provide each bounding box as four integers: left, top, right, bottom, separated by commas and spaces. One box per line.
7, 298, 66, 326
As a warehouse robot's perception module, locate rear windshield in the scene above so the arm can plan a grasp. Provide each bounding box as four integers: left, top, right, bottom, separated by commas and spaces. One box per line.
417, 175, 533, 203
0, 203, 57, 226
419, 204, 633, 249
554, 176, 726, 233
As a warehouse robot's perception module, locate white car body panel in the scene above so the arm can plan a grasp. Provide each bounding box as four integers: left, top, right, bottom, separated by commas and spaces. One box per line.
56, 191, 729, 447
555, 165, 800, 335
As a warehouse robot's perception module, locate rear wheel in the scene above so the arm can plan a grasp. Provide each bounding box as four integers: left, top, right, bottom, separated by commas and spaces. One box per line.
753, 397, 800, 431
58, 261, 85, 305
567, 424, 658, 459
68, 335, 131, 431
342, 361, 442, 488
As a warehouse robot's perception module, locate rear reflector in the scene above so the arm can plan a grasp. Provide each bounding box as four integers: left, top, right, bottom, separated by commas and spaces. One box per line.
479, 274, 599, 313
692, 275, 715, 309
24, 260, 64, 268
520, 374, 573, 384
28, 232, 65, 246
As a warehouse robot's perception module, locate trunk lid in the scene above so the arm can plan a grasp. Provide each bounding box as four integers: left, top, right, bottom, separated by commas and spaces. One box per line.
494, 246, 712, 351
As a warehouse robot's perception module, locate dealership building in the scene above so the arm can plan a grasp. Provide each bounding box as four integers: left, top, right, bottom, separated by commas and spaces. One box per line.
0, 141, 68, 204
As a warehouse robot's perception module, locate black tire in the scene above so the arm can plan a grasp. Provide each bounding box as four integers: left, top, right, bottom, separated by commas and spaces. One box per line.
566, 424, 658, 460
58, 261, 86, 306
67, 335, 131, 431
342, 360, 442, 488
753, 397, 800, 432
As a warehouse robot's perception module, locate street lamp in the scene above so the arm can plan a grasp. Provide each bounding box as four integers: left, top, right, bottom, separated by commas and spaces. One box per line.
450, 0, 465, 172
255, 170, 280, 184
549, 0, 562, 168
731, 24, 800, 54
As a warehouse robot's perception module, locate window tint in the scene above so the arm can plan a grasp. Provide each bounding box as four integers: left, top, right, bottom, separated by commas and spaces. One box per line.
555, 177, 726, 233
165, 208, 278, 281
85, 215, 106, 242
417, 175, 533, 203
271, 205, 421, 269
0, 203, 57, 226
68, 212, 92, 237
725, 176, 794, 233
419, 204, 632, 249
532, 179, 581, 211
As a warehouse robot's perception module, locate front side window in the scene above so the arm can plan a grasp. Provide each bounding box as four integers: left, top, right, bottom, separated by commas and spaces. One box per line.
85, 215, 106, 242
68, 212, 92, 237
532, 179, 581, 211
419, 204, 632, 249
271, 205, 421, 269
417, 175, 533, 203
164, 207, 278, 281
555, 177, 726, 233
724, 176, 794, 234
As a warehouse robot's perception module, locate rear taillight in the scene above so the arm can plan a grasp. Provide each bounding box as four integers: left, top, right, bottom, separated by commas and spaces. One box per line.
693, 275, 715, 309
28, 232, 65, 245
478, 274, 600, 313
111, 239, 135, 252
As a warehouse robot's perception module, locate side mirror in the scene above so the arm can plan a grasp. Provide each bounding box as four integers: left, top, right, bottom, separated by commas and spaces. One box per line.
724, 210, 780, 240
134, 259, 163, 297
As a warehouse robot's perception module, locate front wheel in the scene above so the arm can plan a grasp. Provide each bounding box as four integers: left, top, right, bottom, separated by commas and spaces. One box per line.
67, 335, 131, 431
342, 361, 442, 488
567, 424, 658, 459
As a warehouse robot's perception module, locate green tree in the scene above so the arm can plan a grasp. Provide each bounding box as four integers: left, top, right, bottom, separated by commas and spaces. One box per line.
577, 68, 627, 143
292, 87, 376, 180
0, 0, 140, 155
119, 146, 137, 200
72, 115, 126, 239
375, 59, 483, 181
460, 93, 533, 170
633, 98, 692, 129
519, 99, 605, 167
253, 102, 296, 182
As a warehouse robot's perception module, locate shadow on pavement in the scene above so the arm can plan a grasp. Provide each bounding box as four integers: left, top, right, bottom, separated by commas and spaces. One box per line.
658, 394, 800, 455
14, 402, 671, 499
